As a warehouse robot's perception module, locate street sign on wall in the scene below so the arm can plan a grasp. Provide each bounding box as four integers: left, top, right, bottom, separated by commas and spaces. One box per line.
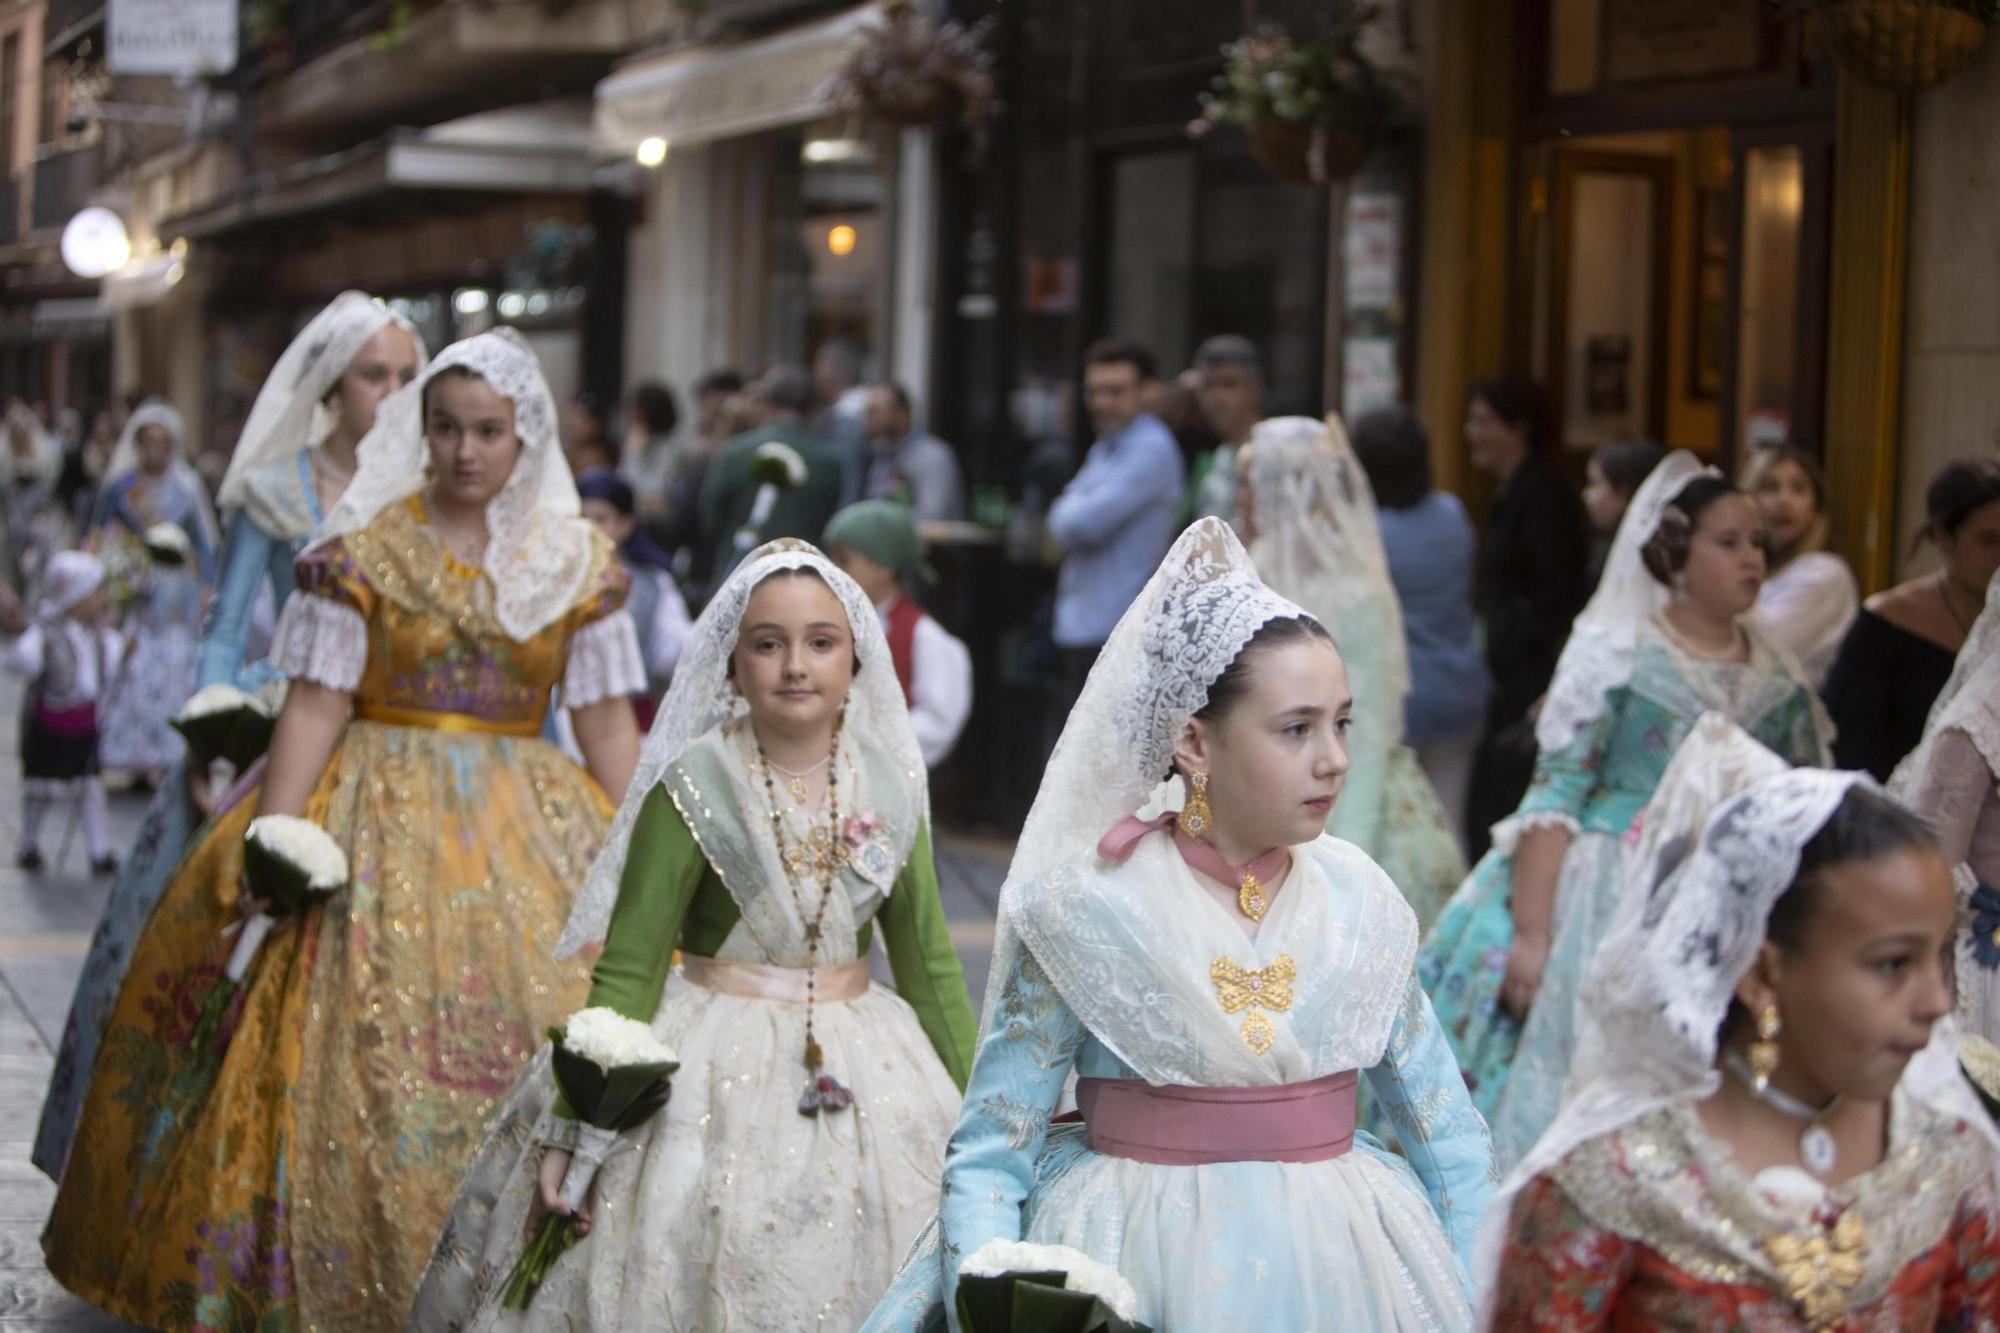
108, 0, 238, 76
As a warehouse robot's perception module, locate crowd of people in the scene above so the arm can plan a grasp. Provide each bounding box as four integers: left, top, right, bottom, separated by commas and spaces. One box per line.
4, 288, 2000, 1332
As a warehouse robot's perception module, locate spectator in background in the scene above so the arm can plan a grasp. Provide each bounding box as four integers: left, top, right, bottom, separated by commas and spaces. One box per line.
1047, 338, 1185, 709
1191, 334, 1265, 526
1581, 438, 1666, 589
1352, 405, 1490, 855
862, 382, 966, 523
577, 468, 690, 731
1462, 373, 1590, 855
621, 380, 683, 516
1140, 375, 1218, 510
1741, 442, 1857, 686
1823, 456, 2000, 781
691, 368, 746, 454
649, 368, 744, 577
814, 338, 871, 505
695, 364, 844, 591
562, 390, 617, 475
825, 499, 973, 767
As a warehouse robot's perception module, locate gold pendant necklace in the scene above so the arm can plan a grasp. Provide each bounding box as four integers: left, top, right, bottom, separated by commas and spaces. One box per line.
764, 752, 831, 807
1238, 873, 1268, 923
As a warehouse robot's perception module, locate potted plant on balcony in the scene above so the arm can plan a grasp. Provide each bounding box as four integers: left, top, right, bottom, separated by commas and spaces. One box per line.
1188, 4, 1408, 187
823, 0, 999, 149
1790, 0, 1997, 90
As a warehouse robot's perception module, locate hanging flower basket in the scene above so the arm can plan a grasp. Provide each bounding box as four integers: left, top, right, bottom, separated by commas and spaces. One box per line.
1805, 0, 1994, 90
1187, 7, 1407, 187
1244, 121, 1373, 187
824, 0, 999, 147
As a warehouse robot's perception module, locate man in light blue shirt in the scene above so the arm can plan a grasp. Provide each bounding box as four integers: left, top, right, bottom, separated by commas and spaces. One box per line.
1047, 338, 1186, 701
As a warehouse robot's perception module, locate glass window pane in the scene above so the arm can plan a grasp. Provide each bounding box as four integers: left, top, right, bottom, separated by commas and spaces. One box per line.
1737, 145, 1803, 447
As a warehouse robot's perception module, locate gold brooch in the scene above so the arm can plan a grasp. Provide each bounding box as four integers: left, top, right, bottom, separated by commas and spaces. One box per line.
1210, 953, 1295, 1055
1764, 1209, 1865, 1329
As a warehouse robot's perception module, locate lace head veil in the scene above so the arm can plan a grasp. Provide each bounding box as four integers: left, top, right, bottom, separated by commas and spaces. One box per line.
1537, 449, 1716, 752
1892, 569, 2000, 807
1474, 713, 1998, 1312
307, 327, 590, 642
216, 291, 427, 514
556, 538, 925, 958
975, 516, 1313, 1029
1245, 413, 1409, 706
103, 398, 220, 552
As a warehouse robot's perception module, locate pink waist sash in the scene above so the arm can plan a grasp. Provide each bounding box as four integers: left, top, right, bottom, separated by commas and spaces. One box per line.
1075, 1069, 1358, 1166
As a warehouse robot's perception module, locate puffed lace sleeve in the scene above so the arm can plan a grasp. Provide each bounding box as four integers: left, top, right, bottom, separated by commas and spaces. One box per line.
561, 552, 644, 709
1365, 972, 1497, 1273
268, 539, 373, 692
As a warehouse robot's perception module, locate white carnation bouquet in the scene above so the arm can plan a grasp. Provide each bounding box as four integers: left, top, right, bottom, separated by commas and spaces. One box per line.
229, 816, 349, 981
172, 683, 278, 772
499, 1007, 680, 1309
142, 522, 194, 567
732, 441, 810, 561
957, 1240, 1149, 1332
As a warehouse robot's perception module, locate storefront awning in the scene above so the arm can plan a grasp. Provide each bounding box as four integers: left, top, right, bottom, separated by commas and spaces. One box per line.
592, 3, 881, 155
162, 101, 600, 241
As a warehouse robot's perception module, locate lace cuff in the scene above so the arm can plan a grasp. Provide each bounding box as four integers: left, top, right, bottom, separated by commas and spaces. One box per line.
267, 593, 367, 692
532, 1108, 583, 1151
563, 609, 646, 709
1489, 809, 1582, 856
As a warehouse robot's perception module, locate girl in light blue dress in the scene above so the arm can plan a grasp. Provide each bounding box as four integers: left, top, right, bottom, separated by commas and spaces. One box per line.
32, 292, 423, 1180
1418, 452, 1829, 1171
864, 519, 1494, 1332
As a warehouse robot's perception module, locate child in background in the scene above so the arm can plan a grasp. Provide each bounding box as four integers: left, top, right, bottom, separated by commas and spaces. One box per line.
825, 499, 973, 767
4, 549, 124, 874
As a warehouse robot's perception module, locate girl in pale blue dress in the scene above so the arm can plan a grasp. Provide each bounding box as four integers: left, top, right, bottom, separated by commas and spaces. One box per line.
864, 518, 1494, 1332
1239, 415, 1467, 932
1418, 453, 1829, 1171
32, 293, 423, 1180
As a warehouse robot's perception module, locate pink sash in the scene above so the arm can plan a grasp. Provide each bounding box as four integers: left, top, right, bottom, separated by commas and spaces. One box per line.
1074, 1069, 1358, 1165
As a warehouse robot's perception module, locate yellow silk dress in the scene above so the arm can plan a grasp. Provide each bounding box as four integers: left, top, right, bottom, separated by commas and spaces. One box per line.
46, 497, 630, 1332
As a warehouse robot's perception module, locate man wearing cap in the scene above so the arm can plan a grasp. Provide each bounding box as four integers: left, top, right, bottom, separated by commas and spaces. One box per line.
823, 500, 973, 768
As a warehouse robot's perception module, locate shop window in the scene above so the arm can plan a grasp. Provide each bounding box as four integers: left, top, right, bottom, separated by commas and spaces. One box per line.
1734, 144, 1803, 448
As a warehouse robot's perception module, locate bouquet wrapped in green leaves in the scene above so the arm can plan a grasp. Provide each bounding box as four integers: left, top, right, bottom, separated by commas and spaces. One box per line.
172, 684, 279, 772
956, 1241, 1152, 1333
143, 521, 194, 567
500, 1007, 680, 1310
732, 441, 809, 560
228, 815, 349, 981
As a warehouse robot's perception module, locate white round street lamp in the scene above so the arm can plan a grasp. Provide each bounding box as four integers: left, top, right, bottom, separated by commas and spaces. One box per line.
60, 207, 131, 278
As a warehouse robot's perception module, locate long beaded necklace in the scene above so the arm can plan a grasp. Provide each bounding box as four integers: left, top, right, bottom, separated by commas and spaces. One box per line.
756, 718, 854, 1117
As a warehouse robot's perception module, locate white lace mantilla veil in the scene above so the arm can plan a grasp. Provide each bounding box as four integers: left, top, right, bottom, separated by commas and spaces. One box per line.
972, 516, 1313, 1031
215, 291, 427, 519
1892, 569, 2000, 810
556, 538, 926, 958
297, 327, 590, 643
1246, 414, 1410, 706
103, 398, 221, 552
1473, 712, 2000, 1319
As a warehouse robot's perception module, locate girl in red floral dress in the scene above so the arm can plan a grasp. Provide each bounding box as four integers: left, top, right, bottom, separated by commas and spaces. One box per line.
1484, 714, 2000, 1331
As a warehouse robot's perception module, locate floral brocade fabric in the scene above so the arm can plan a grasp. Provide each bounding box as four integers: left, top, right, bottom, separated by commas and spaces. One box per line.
43, 500, 626, 1332
1490, 1103, 2000, 1331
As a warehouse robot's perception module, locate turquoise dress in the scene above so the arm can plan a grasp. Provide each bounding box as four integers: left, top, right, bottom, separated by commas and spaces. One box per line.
1417, 621, 1826, 1169
863, 829, 1495, 1332
32, 451, 319, 1180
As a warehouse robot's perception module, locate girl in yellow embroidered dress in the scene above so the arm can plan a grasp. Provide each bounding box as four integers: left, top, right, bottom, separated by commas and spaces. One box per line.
44, 331, 645, 1332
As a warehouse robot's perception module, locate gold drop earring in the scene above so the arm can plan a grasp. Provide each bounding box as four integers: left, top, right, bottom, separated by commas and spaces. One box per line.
1748, 1003, 1782, 1094
1180, 772, 1213, 840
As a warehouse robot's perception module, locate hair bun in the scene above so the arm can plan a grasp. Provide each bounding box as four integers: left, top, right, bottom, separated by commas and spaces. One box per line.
1641, 506, 1693, 585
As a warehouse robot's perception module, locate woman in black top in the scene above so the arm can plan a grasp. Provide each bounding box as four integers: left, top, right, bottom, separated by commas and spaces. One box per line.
1823, 456, 2000, 780
1463, 374, 1590, 854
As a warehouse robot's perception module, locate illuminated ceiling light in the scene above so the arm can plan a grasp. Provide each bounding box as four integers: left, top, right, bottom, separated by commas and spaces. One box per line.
826, 224, 857, 257
453, 288, 490, 316
497, 291, 528, 319
803, 137, 868, 165
525, 291, 550, 316
636, 136, 668, 168
164, 259, 186, 286
168, 236, 189, 258
60, 206, 130, 278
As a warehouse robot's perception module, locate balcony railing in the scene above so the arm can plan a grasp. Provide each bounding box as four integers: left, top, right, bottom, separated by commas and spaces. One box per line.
31, 140, 105, 232
0, 176, 19, 246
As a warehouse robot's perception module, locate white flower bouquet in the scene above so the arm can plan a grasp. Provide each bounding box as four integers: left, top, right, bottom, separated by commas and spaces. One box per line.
957, 1241, 1150, 1332
171, 684, 279, 772
500, 1007, 680, 1309
229, 816, 349, 982
143, 522, 194, 567
733, 441, 810, 559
